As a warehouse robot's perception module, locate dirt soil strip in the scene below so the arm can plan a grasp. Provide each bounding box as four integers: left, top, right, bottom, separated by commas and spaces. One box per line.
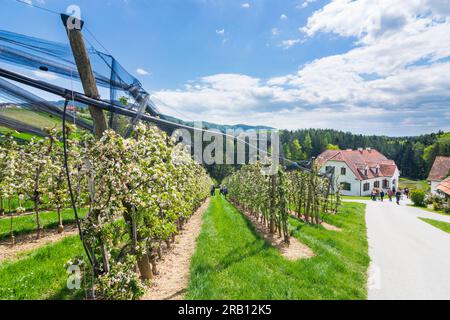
289, 210, 342, 232
143, 198, 211, 301
0, 226, 79, 263
240, 207, 315, 261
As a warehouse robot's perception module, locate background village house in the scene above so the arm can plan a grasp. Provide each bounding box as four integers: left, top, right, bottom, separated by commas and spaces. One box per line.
428, 156, 450, 195
317, 148, 400, 197
436, 177, 450, 207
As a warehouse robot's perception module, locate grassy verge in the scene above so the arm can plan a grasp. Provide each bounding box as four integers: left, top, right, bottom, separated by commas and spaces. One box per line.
399, 178, 430, 192
0, 127, 38, 141
0, 108, 61, 130
0, 235, 86, 300
420, 218, 450, 235
408, 204, 450, 216
0, 208, 88, 241
186, 196, 369, 300
342, 196, 371, 201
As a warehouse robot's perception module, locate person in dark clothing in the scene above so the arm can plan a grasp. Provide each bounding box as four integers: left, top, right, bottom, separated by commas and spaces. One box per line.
395, 190, 402, 205
210, 185, 216, 197
223, 187, 228, 199
404, 188, 410, 199
380, 190, 385, 202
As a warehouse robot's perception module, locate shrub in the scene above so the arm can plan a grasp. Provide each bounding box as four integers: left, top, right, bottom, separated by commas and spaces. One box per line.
411, 190, 426, 207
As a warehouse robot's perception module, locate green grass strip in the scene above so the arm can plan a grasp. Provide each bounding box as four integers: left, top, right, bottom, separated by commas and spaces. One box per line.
186, 196, 369, 300
420, 218, 450, 235
0, 235, 86, 300
0, 208, 88, 241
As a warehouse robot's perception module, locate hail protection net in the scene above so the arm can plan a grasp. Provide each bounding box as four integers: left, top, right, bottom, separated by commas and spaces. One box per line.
0, 29, 159, 137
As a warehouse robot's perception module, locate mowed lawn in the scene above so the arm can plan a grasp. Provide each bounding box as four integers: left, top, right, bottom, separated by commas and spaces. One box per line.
0, 208, 88, 241
399, 178, 430, 192
186, 196, 369, 300
0, 108, 60, 130
0, 235, 86, 300
420, 218, 450, 235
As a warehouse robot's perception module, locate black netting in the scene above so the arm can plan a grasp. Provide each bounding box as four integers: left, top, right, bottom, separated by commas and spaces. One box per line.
0, 28, 159, 137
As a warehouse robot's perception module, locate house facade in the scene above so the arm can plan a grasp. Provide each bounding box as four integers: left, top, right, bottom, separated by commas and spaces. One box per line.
317, 148, 400, 197
427, 156, 450, 195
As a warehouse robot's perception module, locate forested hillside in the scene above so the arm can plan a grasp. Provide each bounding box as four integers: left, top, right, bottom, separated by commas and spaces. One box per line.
280, 130, 450, 180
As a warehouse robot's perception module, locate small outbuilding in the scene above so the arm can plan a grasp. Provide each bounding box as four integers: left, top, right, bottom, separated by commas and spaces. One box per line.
428, 156, 450, 195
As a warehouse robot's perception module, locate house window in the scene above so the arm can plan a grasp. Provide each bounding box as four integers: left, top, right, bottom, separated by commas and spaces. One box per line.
341, 167, 347, 176
341, 182, 351, 191
374, 181, 380, 189
363, 183, 370, 192
383, 180, 390, 189
325, 166, 335, 174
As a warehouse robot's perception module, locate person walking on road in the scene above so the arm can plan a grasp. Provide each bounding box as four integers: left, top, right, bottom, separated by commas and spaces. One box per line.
387, 189, 393, 202
404, 188, 410, 199
371, 190, 377, 201
395, 190, 402, 205
210, 185, 216, 197
223, 186, 228, 199
380, 190, 385, 202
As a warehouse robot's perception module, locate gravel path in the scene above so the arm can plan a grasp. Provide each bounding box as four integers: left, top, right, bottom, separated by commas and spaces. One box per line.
143, 199, 210, 300
348, 199, 450, 300
0, 226, 78, 262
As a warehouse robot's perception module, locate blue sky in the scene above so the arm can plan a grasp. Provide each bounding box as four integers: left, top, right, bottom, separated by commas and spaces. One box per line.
1, 0, 450, 136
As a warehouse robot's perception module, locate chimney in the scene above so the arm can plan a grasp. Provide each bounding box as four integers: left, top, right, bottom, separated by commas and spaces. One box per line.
366, 147, 372, 152
358, 148, 363, 154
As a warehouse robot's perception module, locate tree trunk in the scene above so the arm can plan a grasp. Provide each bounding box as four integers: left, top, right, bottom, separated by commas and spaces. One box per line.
10, 215, 15, 247
34, 194, 42, 240
269, 175, 276, 234
100, 242, 110, 273
150, 254, 159, 275
0, 197, 4, 216
57, 206, 64, 233
137, 254, 153, 280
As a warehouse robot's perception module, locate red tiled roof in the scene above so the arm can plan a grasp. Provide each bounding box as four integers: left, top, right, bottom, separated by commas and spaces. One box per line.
427, 156, 450, 181
437, 177, 450, 196
317, 149, 398, 181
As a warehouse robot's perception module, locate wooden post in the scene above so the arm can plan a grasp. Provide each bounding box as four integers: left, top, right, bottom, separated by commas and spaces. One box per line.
61, 14, 108, 139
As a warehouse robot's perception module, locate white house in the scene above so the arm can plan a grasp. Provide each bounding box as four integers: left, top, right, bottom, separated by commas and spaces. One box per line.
428, 156, 450, 195
317, 148, 400, 197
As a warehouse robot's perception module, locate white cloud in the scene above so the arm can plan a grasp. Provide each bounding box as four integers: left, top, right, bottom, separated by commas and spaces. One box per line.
271, 28, 279, 36
297, 0, 316, 10
280, 14, 288, 20
241, 3, 250, 8
32, 70, 58, 80
153, 0, 450, 135
22, 0, 46, 5
279, 39, 303, 49
136, 68, 150, 76
216, 29, 225, 35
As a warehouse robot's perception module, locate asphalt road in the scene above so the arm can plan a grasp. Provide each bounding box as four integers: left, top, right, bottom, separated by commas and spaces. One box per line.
355, 199, 450, 300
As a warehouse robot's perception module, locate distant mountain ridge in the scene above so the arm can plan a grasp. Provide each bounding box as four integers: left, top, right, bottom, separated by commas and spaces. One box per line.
161, 115, 273, 132
52, 100, 273, 132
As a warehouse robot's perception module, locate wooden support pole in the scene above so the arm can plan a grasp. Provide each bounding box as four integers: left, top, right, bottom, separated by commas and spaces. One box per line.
61, 14, 108, 139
